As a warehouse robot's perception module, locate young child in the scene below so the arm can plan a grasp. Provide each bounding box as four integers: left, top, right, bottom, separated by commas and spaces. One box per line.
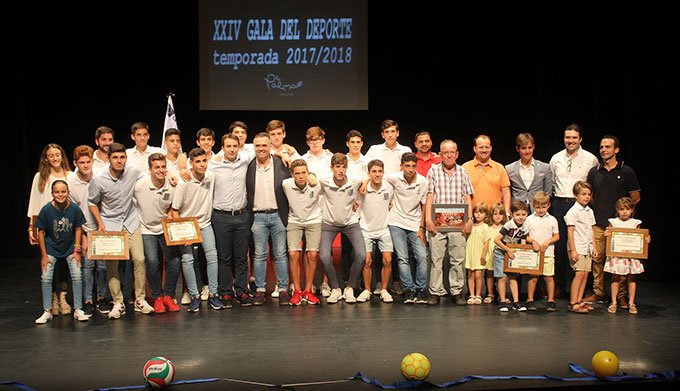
525, 192, 560, 311
34, 180, 89, 324
484, 203, 506, 304
605, 197, 649, 315
493, 201, 531, 312
464, 203, 490, 305
564, 181, 597, 314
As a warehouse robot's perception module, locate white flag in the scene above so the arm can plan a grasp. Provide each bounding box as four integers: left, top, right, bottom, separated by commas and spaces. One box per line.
162, 95, 178, 151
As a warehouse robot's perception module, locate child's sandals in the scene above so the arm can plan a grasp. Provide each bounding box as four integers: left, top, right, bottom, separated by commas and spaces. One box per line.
628, 303, 638, 314
568, 302, 589, 313
483, 294, 494, 304
607, 303, 617, 313
473, 296, 482, 305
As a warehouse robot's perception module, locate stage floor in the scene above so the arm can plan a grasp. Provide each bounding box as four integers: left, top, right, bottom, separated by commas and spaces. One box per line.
1, 257, 679, 391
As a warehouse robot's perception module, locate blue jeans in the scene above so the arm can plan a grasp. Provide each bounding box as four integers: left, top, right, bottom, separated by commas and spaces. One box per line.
143, 234, 185, 298
82, 253, 108, 302
389, 225, 428, 291
42, 254, 82, 310
251, 212, 288, 292
178, 225, 218, 296
212, 209, 250, 297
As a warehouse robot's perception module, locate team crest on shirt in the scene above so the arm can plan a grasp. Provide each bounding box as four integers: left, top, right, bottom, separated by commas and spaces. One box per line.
309, 191, 315, 198
383, 193, 389, 201
348, 189, 353, 196
163, 193, 170, 201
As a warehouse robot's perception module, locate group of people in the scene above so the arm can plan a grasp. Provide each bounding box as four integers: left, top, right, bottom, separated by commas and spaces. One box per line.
27, 119, 645, 324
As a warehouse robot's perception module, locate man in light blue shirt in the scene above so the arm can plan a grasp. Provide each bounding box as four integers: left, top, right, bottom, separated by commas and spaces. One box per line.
88, 142, 152, 319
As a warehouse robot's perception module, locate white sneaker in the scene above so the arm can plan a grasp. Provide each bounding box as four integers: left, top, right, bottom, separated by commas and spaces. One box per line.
373, 282, 382, 295
108, 303, 126, 319
321, 282, 331, 297
200, 286, 210, 301
311, 283, 318, 294
134, 300, 154, 314
181, 292, 191, 305
73, 308, 91, 322
327, 288, 343, 304
35, 311, 53, 324
343, 287, 356, 303
380, 289, 394, 303
271, 284, 280, 298
356, 289, 372, 303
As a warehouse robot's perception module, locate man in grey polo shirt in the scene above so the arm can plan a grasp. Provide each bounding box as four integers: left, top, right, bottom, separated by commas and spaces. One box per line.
88, 142, 152, 319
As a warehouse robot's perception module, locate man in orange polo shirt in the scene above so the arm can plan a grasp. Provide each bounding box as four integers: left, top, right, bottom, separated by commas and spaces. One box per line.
462, 135, 511, 215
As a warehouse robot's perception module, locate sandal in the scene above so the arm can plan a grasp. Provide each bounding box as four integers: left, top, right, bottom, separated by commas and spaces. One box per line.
483, 295, 494, 304
466, 297, 475, 305
580, 301, 595, 311
607, 304, 617, 314
628, 304, 638, 314
473, 296, 482, 305
568, 302, 589, 314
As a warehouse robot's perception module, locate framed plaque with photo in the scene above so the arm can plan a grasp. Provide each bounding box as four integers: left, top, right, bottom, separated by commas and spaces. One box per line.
162, 217, 203, 246
87, 231, 129, 260
432, 203, 468, 232
503, 243, 544, 275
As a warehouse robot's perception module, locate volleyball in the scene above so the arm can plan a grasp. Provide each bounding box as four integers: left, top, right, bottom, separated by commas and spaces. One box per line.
400, 352, 431, 381
143, 357, 175, 389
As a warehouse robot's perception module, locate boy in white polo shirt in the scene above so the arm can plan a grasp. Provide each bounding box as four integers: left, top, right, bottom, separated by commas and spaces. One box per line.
381, 153, 429, 304
170, 148, 223, 311
318, 153, 366, 303
282, 159, 322, 305
126, 122, 166, 172
524, 191, 560, 311
356, 159, 394, 303
564, 180, 598, 314
134, 153, 186, 313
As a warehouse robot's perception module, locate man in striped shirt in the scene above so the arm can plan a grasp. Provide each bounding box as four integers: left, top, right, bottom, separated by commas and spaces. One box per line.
425, 140, 474, 305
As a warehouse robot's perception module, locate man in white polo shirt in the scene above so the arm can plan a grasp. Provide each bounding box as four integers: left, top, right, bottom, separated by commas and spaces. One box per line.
88, 142, 152, 319
318, 153, 366, 304
357, 159, 394, 303
67, 145, 110, 316
134, 153, 188, 313
126, 122, 166, 172
171, 148, 223, 311
382, 153, 429, 304
282, 159, 322, 305
93, 126, 114, 174
365, 119, 412, 175
549, 124, 598, 298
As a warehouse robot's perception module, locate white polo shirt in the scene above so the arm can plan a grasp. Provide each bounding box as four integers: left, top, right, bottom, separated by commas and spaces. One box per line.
384, 172, 428, 232
564, 202, 596, 255
126, 146, 166, 173
172, 171, 215, 229
92, 150, 109, 175
524, 212, 559, 257
66, 172, 97, 232
282, 178, 322, 224
347, 154, 370, 179
318, 175, 362, 227
549, 147, 598, 198
358, 181, 393, 236
365, 142, 412, 175
301, 151, 333, 179
134, 176, 175, 235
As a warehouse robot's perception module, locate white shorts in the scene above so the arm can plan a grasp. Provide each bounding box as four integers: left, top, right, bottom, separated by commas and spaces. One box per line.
363, 229, 393, 253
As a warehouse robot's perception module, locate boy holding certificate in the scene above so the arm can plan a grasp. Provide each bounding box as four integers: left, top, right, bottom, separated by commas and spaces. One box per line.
524, 192, 560, 311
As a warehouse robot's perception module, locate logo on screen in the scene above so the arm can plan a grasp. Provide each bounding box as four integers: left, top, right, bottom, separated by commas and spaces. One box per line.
264, 74, 303, 93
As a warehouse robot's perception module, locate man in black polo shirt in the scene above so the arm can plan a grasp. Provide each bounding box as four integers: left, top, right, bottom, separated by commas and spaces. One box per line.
585, 135, 641, 306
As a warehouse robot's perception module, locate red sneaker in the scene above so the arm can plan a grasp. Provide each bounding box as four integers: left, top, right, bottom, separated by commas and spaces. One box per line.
153, 297, 166, 314
303, 290, 320, 305
290, 290, 303, 306
164, 296, 180, 312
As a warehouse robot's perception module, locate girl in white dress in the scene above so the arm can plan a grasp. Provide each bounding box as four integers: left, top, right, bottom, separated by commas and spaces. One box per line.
605, 197, 650, 314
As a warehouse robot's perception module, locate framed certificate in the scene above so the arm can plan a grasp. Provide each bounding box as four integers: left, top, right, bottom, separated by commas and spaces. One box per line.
87, 231, 129, 260
432, 203, 468, 232
503, 243, 544, 275
606, 227, 649, 259
162, 217, 203, 246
